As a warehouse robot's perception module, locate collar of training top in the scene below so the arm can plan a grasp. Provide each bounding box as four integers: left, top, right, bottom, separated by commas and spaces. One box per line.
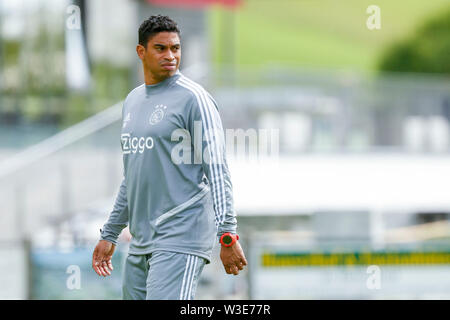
145, 71, 181, 96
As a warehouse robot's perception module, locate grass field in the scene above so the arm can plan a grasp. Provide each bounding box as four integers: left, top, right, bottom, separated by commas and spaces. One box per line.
209, 0, 450, 73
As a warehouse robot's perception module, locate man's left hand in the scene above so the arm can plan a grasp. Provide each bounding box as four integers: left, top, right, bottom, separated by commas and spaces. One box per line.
220, 241, 248, 275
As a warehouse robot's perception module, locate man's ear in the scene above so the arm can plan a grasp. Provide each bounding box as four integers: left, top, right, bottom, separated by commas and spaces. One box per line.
136, 44, 145, 60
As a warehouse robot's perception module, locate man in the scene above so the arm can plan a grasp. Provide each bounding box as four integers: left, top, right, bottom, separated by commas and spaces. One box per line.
91, 15, 247, 300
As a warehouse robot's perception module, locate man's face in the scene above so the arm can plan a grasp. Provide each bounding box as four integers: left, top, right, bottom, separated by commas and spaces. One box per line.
137, 32, 181, 82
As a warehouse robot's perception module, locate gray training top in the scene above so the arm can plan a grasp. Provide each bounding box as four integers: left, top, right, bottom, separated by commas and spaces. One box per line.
99, 71, 237, 263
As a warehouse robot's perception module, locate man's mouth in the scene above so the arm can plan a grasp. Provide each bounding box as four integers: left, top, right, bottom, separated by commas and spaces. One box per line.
161, 63, 176, 70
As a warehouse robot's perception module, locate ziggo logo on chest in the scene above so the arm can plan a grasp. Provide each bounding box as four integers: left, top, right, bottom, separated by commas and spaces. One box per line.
121, 133, 154, 154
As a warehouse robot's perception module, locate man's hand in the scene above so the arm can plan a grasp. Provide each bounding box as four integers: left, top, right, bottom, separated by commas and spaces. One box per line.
92, 240, 116, 277
220, 241, 248, 275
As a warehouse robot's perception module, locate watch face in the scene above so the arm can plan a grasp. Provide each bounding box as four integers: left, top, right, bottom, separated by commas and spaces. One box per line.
223, 235, 233, 245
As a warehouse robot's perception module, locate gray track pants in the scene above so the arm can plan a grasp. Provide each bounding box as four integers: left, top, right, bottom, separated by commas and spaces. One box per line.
122, 251, 206, 300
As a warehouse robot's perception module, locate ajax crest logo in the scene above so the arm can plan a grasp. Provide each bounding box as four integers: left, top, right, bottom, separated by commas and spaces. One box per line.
150, 104, 167, 125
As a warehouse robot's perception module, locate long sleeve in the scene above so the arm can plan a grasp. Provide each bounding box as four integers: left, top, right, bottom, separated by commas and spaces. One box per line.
188, 92, 237, 237
99, 177, 129, 245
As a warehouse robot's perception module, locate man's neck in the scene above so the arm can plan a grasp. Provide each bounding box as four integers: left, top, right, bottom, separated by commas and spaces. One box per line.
144, 70, 175, 85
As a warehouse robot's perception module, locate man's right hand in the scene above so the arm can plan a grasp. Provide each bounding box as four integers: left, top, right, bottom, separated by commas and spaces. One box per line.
92, 240, 116, 277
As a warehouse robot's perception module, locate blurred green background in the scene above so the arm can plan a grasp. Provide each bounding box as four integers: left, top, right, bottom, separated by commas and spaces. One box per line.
210, 0, 450, 73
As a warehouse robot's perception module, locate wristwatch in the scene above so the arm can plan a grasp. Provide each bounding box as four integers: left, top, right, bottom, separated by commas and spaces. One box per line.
219, 232, 239, 247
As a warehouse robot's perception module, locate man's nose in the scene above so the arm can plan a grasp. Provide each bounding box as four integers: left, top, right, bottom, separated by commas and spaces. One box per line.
165, 50, 175, 60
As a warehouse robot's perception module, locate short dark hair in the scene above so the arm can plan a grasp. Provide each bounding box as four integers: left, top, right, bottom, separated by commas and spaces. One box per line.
138, 15, 180, 47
